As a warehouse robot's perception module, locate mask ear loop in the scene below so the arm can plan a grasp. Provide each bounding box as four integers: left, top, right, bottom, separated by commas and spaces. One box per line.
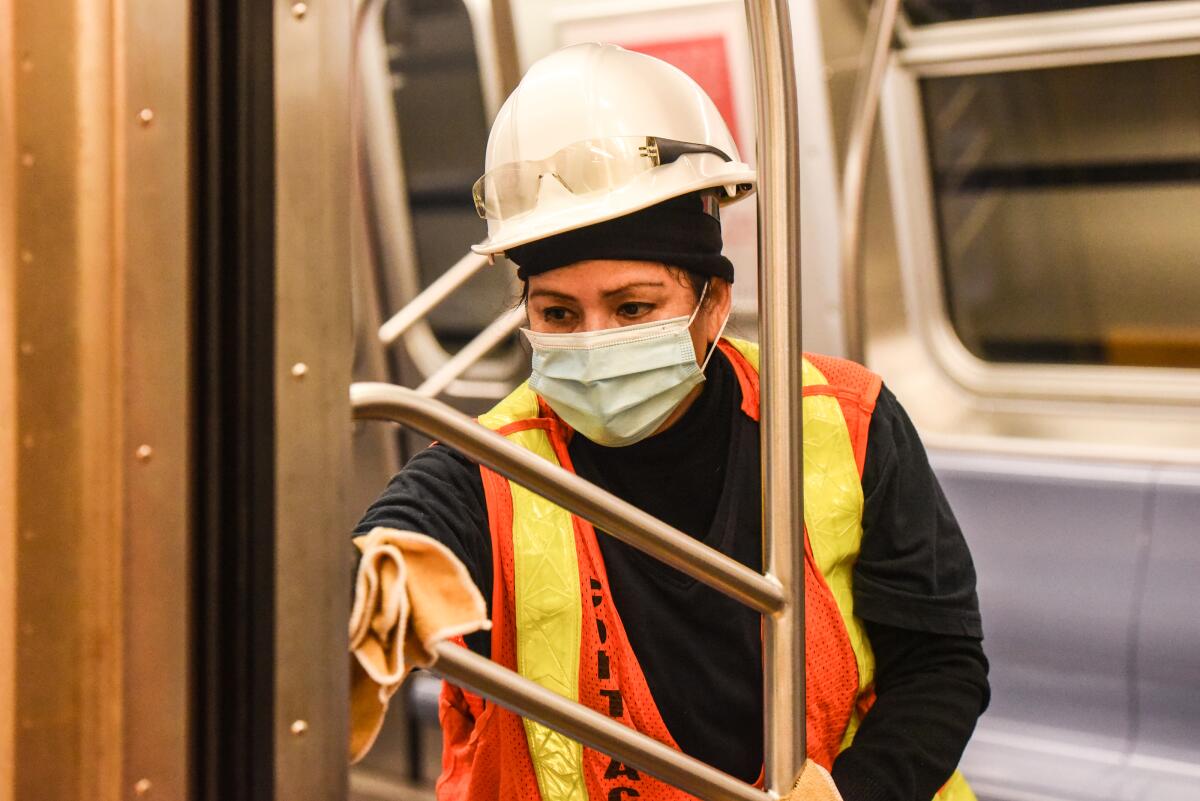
700, 308, 731, 373
689, 279, 730, 374
686, 279, 711, 326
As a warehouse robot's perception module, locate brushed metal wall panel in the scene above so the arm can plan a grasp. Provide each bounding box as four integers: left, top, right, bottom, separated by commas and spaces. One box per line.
273, 0, 353, 798
119, 0, 193, 798
1, 0, 18, 795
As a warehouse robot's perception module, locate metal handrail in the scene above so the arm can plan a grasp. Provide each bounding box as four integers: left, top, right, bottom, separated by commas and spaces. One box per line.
415, 307, 526, 398
840, 0, 902, 364
350, 381, 783, 798
460, 0, 519, 120
430, 642, 770, 801
351, 382, 786, 615
357, 0, 522, 399
378, 251, 491, 345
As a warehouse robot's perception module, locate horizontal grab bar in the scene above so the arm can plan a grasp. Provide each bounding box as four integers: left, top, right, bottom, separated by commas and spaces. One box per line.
350, 382, 786, 615
378, 251, 491, 346
416, 307, 526, 398
430, 642, 771, 801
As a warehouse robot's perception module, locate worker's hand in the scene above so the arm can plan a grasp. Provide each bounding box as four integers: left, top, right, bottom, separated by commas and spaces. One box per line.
782, 759, 844, 801
348, 526, 490, 763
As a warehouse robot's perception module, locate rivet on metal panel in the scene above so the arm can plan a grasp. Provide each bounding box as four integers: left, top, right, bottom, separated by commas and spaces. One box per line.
135, 444, 154, 463
20, 55, 33, 73
290, 719, 309, 736
20, 249, 33, 263
21, 152, 34, 168
19, 342, 34, 356
21, 434, 34, 449
290, 362, 308, 379
137, 108, 155, 126
134, 778, 152, 796
21, 529, 35, 541
291, 2, 308, 19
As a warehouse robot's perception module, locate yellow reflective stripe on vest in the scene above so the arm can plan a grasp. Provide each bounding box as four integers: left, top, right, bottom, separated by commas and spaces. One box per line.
481, 385, 588, 801
510, 427, 586, 801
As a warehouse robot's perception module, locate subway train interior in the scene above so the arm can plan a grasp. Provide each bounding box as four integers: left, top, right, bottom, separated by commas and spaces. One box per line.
2, 1, 1199, 800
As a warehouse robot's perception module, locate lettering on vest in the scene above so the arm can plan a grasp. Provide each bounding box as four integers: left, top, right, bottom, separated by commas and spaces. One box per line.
589, 577, 623, 717
599, 688, 624, 717
588, 575, 644, 798
591, 579, 611, 686
604, 760, 641, 782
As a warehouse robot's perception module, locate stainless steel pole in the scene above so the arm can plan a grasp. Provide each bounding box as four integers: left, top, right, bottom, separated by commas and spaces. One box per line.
840, 0, 901, 364
351, 382, 786, 615
430, 643, 772, 801
744, 0, 807, 792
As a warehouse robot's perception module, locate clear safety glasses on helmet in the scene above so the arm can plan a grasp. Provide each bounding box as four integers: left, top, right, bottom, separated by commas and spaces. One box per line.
472, 136, 733, 222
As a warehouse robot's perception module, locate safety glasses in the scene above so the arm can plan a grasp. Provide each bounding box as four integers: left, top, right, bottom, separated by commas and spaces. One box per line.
471, 136, 732, 221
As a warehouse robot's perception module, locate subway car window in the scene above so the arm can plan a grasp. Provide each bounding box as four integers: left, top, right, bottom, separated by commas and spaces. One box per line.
903, 0, 1172, 25
920, 55, 1200, 368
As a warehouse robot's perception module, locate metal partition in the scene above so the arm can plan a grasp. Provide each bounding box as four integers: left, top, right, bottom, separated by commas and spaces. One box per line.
356, 0, 523, 401
350, 0, 806, 795
351, 387, 774, 801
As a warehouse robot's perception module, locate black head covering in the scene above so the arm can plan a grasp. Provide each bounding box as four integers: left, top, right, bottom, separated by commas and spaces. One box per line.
505, 192, 734, 282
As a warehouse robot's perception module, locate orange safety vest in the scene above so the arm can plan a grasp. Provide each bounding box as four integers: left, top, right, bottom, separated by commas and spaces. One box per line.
436, 339, 975, 801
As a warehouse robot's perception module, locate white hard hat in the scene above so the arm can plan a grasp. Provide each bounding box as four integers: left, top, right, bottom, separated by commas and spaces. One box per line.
472, 43, 756, 256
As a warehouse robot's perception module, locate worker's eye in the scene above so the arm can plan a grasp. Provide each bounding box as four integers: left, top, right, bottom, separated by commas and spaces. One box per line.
616, 302, 653, 319
541, 306, 574, 324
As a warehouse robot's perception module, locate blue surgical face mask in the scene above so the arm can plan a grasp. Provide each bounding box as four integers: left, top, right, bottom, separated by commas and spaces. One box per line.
522, 283, 729, 447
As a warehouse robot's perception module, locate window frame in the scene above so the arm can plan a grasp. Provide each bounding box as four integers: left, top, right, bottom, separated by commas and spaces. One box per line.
880, 3, 1200, 405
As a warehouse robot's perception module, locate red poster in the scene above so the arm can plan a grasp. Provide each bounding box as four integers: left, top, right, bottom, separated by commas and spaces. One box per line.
620, 35, 742, 150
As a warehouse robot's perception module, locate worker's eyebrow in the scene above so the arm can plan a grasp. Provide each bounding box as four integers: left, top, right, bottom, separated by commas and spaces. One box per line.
602, 281, 666, 298
527, 288, 578, 303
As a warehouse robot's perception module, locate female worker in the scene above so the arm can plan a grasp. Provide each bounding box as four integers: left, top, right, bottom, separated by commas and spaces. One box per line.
352, 43, 988, 801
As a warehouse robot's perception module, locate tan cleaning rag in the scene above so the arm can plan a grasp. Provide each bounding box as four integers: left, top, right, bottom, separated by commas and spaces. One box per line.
348, 526, 491, 763
784, 759, 844, 801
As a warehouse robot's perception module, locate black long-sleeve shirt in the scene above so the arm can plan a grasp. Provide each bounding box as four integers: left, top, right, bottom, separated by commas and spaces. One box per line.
354, 349, 989, 800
